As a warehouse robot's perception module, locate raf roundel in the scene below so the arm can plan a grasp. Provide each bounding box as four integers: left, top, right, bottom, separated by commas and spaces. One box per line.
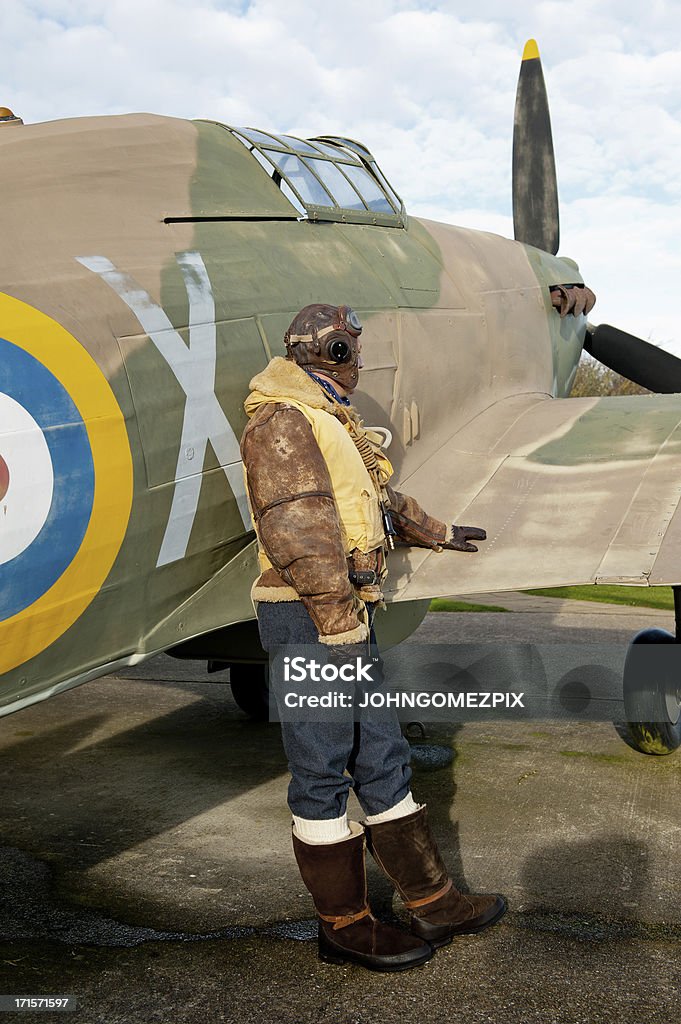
0, 293, 133, 673
0, 453, 10, 503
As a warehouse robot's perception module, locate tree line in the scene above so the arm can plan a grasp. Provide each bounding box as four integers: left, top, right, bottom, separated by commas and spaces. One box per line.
569, 355, 650, 397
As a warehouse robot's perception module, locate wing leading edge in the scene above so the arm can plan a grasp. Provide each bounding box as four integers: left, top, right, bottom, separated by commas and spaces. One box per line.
385, 393, 681, 600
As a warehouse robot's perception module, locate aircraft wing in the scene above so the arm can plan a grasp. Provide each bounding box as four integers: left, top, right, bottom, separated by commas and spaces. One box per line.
385, 392, 681, 600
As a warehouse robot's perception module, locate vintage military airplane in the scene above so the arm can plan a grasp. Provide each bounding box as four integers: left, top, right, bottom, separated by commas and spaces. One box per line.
1, 41, 680, 755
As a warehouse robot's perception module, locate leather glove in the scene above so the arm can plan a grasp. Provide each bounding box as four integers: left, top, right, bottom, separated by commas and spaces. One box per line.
441, 525, 487, 553
550, 284, 596, 318
325, 642, 383, 686
325, 641, 367, 663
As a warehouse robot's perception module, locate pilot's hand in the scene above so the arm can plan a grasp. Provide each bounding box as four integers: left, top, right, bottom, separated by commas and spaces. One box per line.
442, 525, 487, 553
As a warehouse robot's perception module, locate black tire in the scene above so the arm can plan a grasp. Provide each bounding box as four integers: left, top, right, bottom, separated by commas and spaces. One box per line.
230, 663, 270, 721
622, 628, 681, 755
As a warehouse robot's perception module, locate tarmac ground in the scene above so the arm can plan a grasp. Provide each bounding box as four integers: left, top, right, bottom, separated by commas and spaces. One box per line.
0, 595, 679, 1023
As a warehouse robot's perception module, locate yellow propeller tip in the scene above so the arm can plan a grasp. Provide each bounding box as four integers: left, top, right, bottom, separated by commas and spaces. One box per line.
522, 38, 540, 61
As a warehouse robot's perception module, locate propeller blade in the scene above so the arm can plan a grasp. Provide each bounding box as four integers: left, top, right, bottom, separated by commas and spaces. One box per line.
585, 324, 681, 393
512, 39, 560, 255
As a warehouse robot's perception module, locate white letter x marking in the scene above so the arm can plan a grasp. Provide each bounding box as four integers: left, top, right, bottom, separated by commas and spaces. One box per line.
77, 253, 251, 566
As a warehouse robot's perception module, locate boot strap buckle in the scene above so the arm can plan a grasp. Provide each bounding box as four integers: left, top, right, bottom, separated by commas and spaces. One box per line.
404, 878, 453, 910
318, 905, 372, 930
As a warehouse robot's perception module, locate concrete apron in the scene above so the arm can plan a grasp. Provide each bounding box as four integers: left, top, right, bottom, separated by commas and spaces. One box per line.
0, 601, 678, 1024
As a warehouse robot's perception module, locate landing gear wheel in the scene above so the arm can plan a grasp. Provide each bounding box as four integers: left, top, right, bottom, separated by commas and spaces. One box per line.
229, 663, 270, 722
622, 629, 681, 755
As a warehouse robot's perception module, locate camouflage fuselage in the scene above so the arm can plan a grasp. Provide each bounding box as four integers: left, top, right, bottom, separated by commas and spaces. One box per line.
0, 114, 590, 712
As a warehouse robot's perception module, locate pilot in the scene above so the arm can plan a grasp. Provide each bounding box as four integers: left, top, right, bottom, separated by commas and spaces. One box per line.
0, 107, 24, 127
240, 304, 506, 972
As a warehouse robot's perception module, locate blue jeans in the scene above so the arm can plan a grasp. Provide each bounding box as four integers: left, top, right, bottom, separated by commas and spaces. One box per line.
257, 601, 412, 820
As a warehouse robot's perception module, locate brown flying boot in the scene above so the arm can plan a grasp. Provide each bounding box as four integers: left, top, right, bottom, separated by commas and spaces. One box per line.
365, 805, 507, 948
292, 822, 434, 972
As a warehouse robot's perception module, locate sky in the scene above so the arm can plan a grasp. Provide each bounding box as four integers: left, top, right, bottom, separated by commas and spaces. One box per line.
2, 0, 681, 353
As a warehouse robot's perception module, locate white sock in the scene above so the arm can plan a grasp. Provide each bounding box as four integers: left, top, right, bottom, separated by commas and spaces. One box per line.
292, 813, 352, 844
364, 792, 420, 824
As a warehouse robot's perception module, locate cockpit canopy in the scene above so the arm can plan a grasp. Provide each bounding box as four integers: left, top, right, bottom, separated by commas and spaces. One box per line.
228, 126, 405, 227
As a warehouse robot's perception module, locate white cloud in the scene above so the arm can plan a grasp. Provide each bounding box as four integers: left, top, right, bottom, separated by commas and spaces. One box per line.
1, 0, 680, 355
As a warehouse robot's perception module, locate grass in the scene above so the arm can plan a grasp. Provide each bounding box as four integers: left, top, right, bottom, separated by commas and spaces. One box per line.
523, 584, 674, 611
429, 585, 675, 613
429, 598, 509, 613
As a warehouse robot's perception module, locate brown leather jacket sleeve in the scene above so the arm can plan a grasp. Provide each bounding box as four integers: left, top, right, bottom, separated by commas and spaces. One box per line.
385, 484, 448, 549
241, 403, 365, 643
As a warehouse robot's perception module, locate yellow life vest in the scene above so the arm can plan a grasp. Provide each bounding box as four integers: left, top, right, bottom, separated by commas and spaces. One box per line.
247, 396, 392, 573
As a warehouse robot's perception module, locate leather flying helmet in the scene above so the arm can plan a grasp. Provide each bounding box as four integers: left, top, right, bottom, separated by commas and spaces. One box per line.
284, 303, 363, 391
